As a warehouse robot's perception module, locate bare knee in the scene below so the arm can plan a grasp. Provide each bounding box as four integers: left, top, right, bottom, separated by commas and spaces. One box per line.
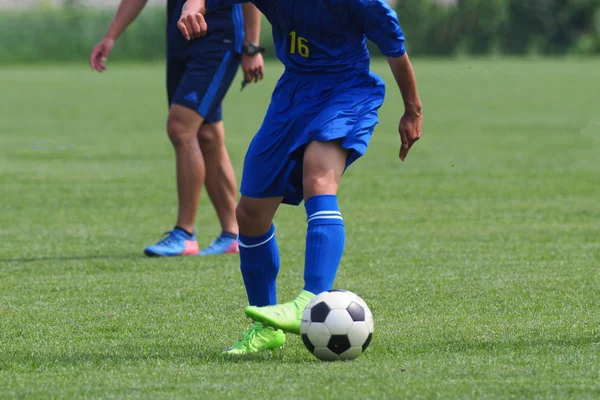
167, 119, 188, 147
197, 123, 224, 152
236, 197, 279, 236
303, 174, 338, 198
236, 202, 262, 234
167, 106, 202, 147
302, 141, 347, 199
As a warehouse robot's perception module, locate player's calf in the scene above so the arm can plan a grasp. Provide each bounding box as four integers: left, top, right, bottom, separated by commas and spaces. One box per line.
303, 194, 345, 295
166, 105, 206, 233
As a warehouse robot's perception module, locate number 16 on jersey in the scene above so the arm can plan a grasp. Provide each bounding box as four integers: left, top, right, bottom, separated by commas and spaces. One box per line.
289, 31, 310, 58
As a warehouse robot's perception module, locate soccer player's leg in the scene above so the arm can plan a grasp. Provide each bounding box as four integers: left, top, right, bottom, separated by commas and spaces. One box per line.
244, 77, 383, 331
224, 99, 299, 354
191, 52, 241, 255
224, 196, 286, 355
244, 141, 348, 334
302, 140, 348, 293
197, 120, 238, 256
144, 52, 240, 257
144, 58, 205, 257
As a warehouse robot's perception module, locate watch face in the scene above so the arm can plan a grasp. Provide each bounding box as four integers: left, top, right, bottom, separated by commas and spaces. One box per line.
244, 44, 264, 56
246, 44, 257, 54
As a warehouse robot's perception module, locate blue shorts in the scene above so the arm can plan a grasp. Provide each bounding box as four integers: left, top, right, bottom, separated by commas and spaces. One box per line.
167, 50, 240, 123
240, 71, 386, 206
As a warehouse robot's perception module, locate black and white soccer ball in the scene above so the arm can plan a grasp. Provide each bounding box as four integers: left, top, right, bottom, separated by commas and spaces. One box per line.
300, 290, 374, 361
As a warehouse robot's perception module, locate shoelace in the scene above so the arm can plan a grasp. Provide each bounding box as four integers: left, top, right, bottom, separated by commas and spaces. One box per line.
155, 231, 179, 247
231, 324, 262, 348
203, 236, 228, 252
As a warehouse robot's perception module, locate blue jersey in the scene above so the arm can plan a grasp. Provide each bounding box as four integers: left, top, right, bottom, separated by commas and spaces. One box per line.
205, 0, 405, 75
167, 0, 244, 58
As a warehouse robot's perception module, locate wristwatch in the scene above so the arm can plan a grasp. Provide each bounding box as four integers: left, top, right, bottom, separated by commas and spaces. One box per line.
242, 43, 265, 56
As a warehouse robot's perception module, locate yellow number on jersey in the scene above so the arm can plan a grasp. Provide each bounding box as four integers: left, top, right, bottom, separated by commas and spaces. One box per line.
289, 31, 310, 58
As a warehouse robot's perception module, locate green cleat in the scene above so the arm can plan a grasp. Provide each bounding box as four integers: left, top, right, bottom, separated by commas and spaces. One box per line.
223, 322, 286, 355
244, 290, 316, 335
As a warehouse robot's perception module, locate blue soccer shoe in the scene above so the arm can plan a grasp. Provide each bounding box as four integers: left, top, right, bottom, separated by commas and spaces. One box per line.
199, 232, 239, 256
144, 228, 199, 257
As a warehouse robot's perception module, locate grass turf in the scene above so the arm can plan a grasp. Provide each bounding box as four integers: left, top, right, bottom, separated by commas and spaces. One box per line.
0, 59, 599, 399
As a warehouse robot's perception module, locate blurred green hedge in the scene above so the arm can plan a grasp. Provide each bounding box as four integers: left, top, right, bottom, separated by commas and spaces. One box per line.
0, 6, 166, 62
397, 0, 600, 56
0, 0, 599, 63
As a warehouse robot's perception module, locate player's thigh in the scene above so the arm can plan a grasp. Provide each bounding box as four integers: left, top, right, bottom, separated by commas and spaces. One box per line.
172, 50, 239, 122
240, 115, 300, 204
240, 141, 302, 206
168, 51, 236, 143
303, 140, 350, 198
236, 195, 283, 236
166, 57, 187, 107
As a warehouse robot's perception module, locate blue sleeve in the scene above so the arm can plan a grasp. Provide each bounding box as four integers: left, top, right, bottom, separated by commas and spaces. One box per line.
359, 0, 406, 57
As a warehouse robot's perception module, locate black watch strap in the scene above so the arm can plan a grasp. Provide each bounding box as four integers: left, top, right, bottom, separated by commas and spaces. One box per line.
242, 43, 265, 56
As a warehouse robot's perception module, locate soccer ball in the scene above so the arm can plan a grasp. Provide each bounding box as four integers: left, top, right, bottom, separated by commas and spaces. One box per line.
300, 289, 374, 361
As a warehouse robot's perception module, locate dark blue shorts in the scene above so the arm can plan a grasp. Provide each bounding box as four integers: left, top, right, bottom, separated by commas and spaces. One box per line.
240, 71, 386, 206
167, 50, 240, 123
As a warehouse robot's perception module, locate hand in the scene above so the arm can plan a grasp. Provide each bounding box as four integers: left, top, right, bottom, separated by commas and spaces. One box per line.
90, 37, 115, 72
398, 107, 423, 161
177, 4, 208, 40
241, 53, 264, 85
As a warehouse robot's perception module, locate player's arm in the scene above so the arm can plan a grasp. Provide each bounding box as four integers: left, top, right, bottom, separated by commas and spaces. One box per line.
388, 54, 422, 161
359, 0, 423, 161
178, 0, 208, 40
242, 3, 261, 46
90, 0, 148, 72
179, 0, 250, 40
241, 3, 265, 84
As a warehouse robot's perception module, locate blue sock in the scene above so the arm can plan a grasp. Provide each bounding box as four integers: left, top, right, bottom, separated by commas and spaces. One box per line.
303, 195, 345, 295
238, 224, 280, 306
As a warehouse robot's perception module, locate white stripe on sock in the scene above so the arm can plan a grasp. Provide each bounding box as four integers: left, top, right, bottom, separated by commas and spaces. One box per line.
307, 210, 342, 220
238, 232, 275, 249
306, 215, 344, 224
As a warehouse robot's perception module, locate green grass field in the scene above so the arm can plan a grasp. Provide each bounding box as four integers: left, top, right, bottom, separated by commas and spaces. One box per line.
1, 59, 599, 399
